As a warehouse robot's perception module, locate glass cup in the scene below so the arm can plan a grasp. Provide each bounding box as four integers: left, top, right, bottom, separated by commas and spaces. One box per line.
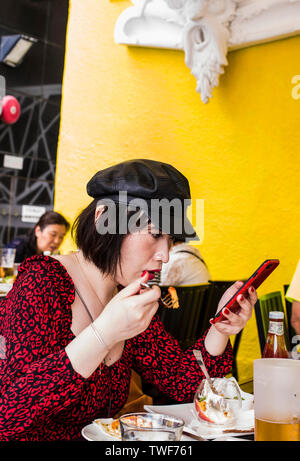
254, 358, 300, 441
0, 248, 16, 294
13, 263, 21, 281
0, 248, 16, 278
119, 412, 184, 441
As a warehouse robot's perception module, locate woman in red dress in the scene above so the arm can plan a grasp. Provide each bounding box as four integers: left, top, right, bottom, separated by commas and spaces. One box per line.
0, 159, 256, 440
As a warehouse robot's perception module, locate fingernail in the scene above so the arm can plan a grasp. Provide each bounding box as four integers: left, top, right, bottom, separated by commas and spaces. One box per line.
250, 287, 255, 293
238, 295, 244, 301
141, 270, 148, 277
223, 308, 230, 315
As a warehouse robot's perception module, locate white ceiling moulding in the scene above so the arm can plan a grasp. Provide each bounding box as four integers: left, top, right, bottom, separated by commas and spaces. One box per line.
114, 0, 300, 103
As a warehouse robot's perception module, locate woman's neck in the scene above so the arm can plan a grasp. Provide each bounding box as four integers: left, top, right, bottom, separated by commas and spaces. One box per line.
75, 250, 117, 306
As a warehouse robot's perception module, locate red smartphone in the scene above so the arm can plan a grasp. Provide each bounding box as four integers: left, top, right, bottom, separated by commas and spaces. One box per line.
210, 259, 280, 324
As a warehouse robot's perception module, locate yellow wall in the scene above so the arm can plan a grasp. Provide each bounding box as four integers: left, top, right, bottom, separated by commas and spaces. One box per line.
55, 0, 300, 383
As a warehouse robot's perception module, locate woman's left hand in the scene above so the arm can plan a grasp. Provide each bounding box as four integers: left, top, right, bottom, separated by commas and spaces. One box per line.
211, 281, 258, 336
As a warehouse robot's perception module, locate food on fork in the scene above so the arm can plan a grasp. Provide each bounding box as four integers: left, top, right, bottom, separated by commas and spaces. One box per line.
140, 282, 179, 309
167, 286, 179, 309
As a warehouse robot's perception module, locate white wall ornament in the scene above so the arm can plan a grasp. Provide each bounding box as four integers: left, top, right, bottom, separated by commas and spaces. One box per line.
114, 0, 300, 103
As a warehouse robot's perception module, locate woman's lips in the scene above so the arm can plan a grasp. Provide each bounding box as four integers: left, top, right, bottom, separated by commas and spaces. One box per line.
146, 270, 161, 281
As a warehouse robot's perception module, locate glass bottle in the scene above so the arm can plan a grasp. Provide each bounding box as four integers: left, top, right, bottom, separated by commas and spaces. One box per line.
262, 311, 289, 358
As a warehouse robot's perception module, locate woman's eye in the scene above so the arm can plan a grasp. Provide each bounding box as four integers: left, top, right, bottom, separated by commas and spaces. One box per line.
151, 233, 162, 239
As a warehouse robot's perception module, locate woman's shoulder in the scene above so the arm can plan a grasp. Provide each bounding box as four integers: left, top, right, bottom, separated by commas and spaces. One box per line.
6, 235, 29, 263
171, 242, 201, 256
2, 256, 75, 346
19, 254, 69, 274
17, 255, 75, 300
6, 235, 26, 248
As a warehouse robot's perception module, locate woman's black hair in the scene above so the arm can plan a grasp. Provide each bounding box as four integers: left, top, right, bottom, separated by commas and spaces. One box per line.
25, 211, 70, 254
173, 238, 184, 244
72, 200, 148, 277
36, 211, 70, 232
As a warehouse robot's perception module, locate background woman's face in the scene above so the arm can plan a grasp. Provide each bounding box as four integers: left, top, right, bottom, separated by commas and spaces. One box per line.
35, 224, 67, 254
116, 225, 173, 286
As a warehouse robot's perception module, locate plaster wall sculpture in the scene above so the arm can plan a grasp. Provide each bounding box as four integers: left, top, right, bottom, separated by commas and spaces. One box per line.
114, 0, 300, 103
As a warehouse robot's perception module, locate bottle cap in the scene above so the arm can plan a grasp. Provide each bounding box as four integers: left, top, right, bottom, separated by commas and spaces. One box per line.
269, 311, 284, 319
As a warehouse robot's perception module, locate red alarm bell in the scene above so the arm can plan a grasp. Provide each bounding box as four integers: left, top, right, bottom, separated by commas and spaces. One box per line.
1, 95, 21, 124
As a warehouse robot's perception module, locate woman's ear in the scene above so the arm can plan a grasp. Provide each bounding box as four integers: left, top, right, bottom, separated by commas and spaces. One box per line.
94, 204, 106, 225
34, 225, 41, 238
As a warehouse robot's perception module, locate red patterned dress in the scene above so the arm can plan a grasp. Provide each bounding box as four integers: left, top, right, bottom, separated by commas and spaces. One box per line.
0, 256, 232, 441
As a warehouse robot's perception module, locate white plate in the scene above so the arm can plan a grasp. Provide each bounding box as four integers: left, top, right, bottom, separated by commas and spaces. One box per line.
81, 423, 199, 442
81, 419, 200, 442
144, 391, 254, 440
82, 424, 108, 441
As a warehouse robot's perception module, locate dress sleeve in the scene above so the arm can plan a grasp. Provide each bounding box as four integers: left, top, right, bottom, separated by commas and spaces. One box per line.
0, 258, 87, 440
129, 316, 233, 402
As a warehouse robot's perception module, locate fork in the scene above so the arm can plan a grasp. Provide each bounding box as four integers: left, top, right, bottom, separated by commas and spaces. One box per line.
193, 349, 219, 395
140, 282, 177, 309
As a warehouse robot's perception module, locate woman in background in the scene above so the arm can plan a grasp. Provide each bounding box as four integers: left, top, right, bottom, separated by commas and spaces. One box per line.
6, 211, 70, 263
159, 238, 211, 286
286, 259, 300, 335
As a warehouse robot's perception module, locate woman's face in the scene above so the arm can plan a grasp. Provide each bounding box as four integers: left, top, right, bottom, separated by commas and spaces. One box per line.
35, 224, 67, 254
116, 224, 174, 286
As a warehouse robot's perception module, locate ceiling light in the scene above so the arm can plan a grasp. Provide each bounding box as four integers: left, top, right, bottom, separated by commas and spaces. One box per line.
0, 35, 37, 67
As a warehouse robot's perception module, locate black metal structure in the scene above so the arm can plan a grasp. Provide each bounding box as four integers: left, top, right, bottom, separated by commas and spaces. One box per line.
0, 0, 68, 245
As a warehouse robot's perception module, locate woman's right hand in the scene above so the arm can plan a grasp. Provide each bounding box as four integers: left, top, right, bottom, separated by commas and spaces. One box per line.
95, 272, 160, 348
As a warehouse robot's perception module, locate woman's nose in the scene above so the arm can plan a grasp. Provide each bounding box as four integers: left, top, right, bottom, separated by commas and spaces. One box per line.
154, 244, 169, 264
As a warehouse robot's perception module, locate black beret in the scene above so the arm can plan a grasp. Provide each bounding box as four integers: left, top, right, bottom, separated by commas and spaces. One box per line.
87, 159, 199, 241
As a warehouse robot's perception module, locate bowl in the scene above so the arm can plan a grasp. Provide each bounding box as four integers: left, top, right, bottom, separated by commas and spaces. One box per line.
193, 377, 244, 426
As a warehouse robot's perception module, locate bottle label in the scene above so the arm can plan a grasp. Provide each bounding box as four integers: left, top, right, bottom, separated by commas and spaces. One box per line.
268, 321, 284, 335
